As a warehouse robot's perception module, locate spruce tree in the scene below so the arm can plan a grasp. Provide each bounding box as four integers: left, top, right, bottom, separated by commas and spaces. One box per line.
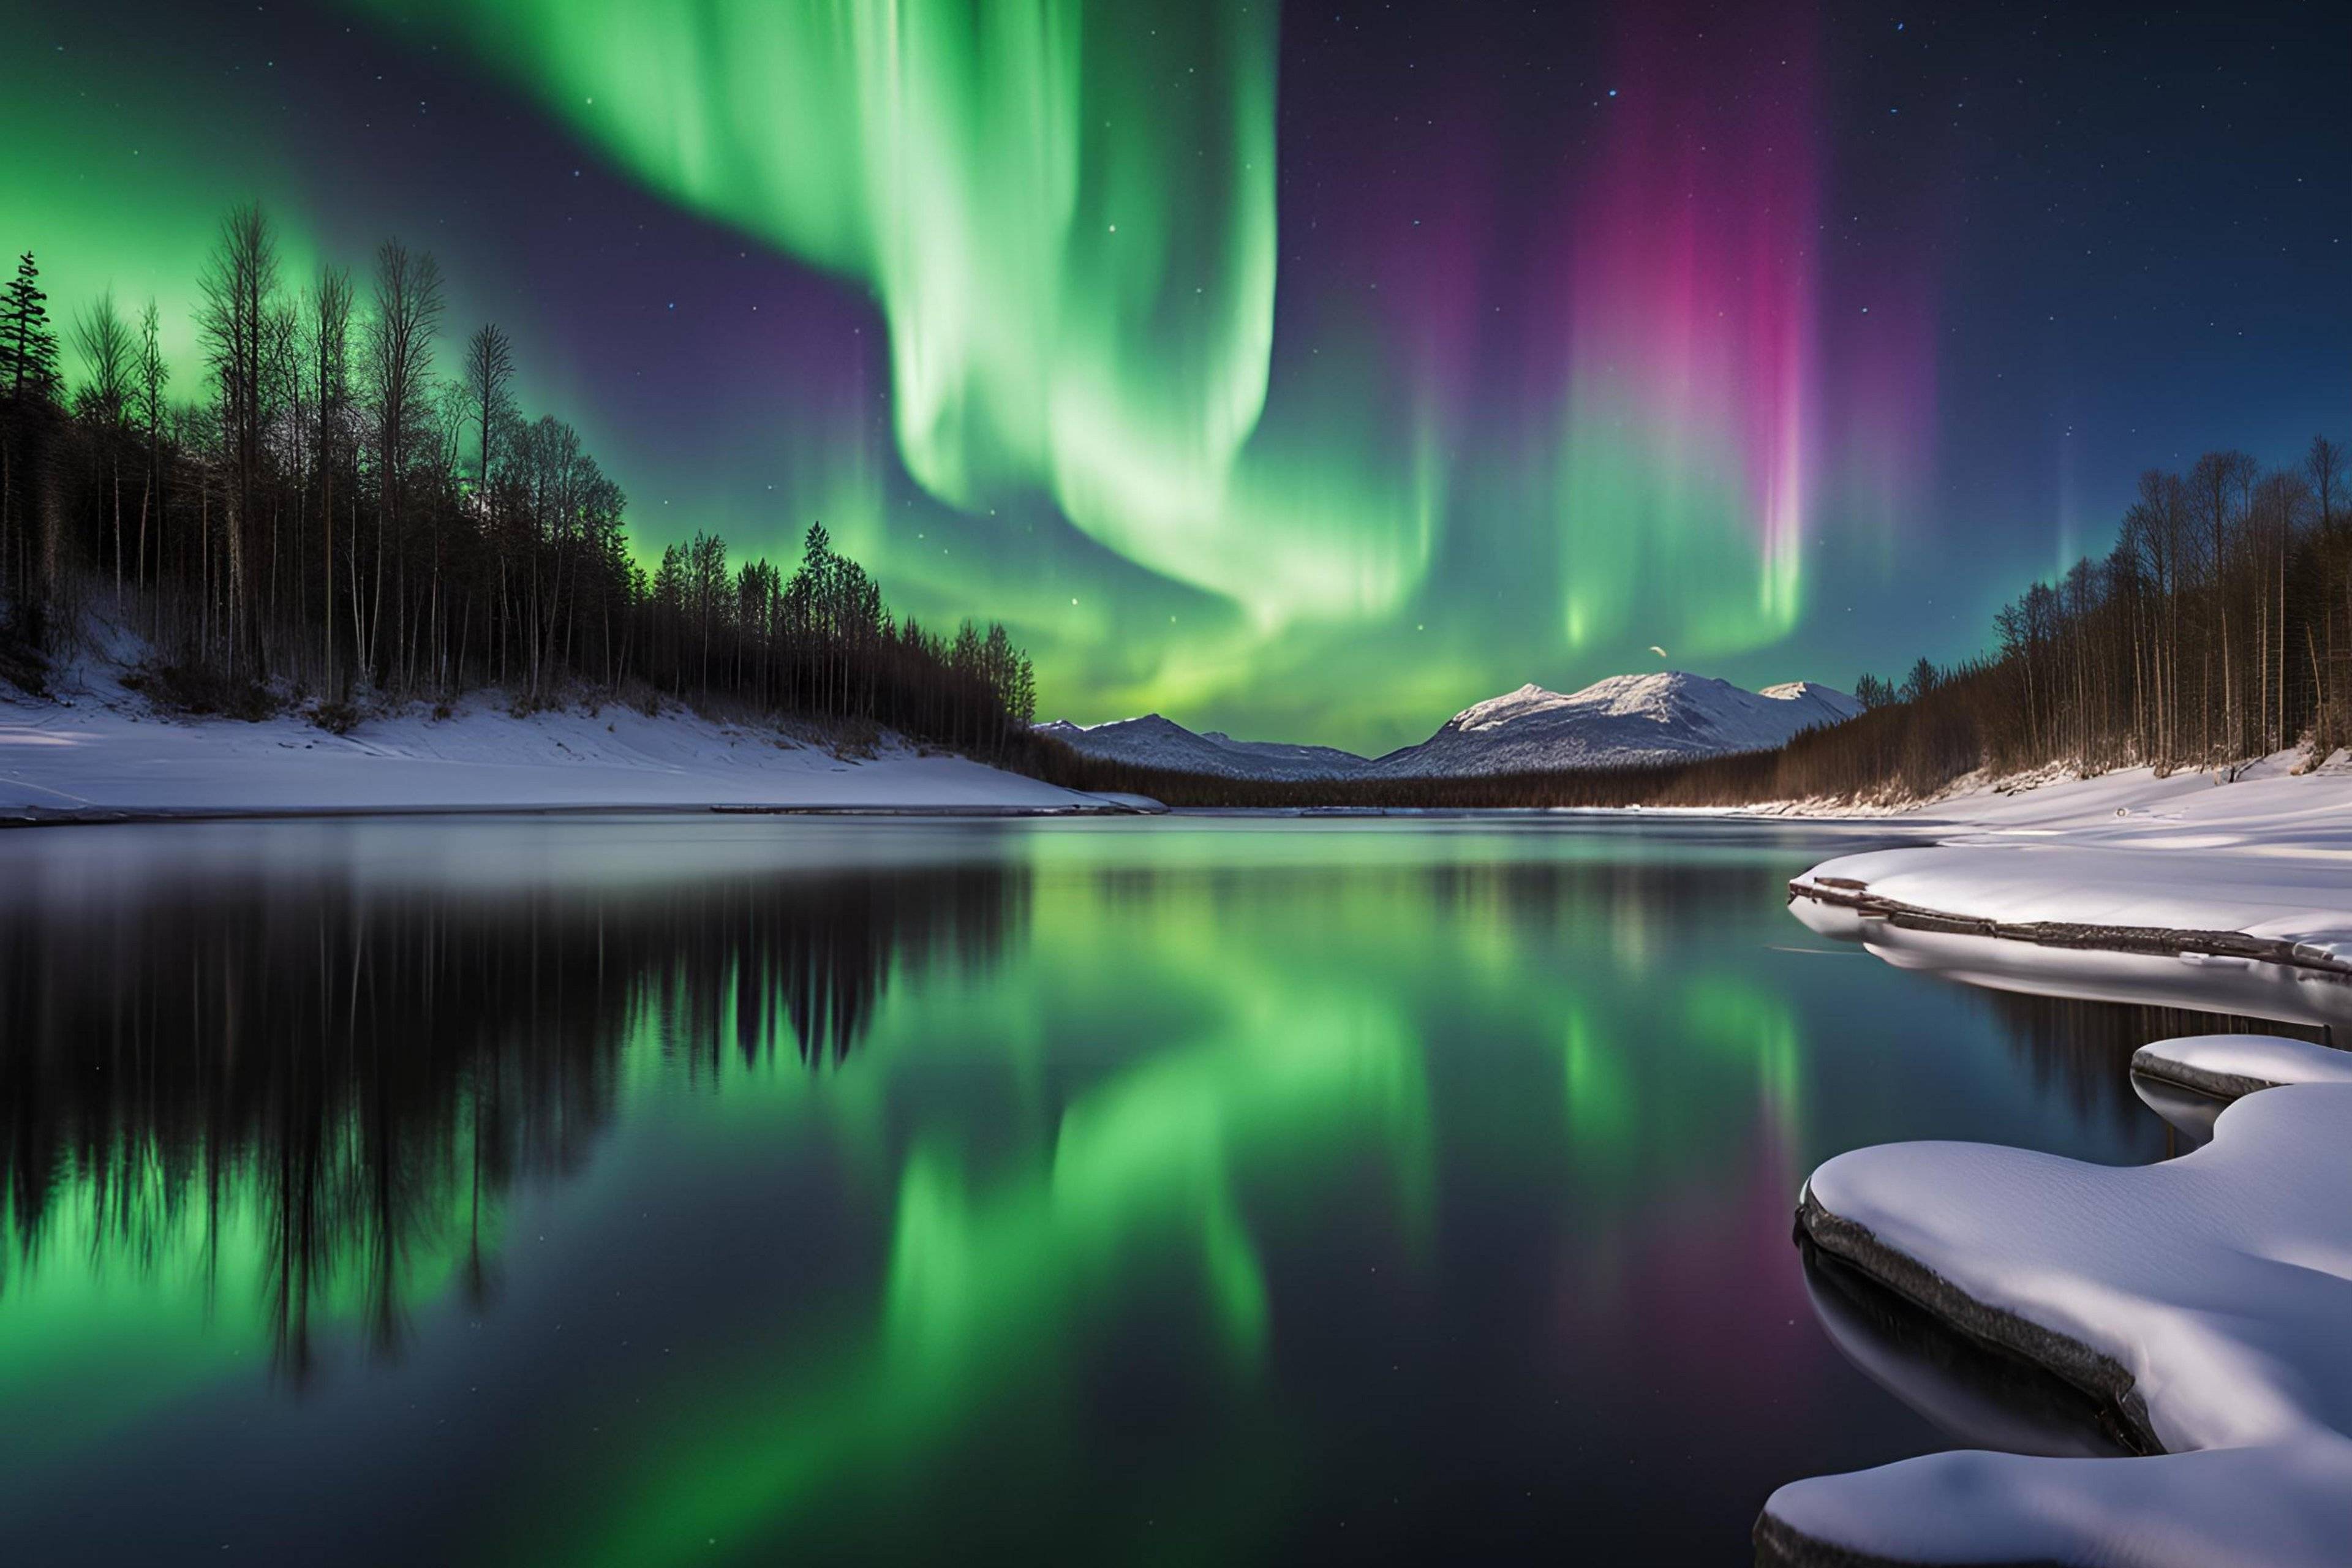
0, 252, 61, 404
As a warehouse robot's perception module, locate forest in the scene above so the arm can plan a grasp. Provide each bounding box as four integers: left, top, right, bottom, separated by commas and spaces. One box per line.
0, 208, 1036, 753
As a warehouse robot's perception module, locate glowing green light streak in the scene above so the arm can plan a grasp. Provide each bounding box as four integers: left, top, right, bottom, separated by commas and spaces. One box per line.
363, 0, 1433, 628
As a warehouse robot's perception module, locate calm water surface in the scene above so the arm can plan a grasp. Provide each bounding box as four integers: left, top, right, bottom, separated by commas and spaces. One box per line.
0, 816, 2235, 1564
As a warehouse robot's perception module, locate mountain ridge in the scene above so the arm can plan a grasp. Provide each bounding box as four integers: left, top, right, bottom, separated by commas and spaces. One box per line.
1041, 671, 1860, 780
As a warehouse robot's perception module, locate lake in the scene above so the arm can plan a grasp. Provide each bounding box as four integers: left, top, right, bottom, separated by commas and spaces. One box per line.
0, 815, 2263, 1564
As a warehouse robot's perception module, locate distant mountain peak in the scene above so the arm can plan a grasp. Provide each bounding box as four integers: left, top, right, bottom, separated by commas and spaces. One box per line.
1041, 672, 1858, 783
1035, 712, 1370, 780
1378, 671, 1858, 778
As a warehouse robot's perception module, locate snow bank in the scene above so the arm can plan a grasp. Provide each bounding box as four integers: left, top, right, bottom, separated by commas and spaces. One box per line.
2132, 1034, 2352, 1100
0, 690, 1133, 820
1762, 1082, 2352, 1567
1786, 756, 2352, 1024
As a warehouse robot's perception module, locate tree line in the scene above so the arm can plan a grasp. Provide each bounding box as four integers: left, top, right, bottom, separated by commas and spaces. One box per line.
1841, 439, 2352, 783
0, 208, 1035, 750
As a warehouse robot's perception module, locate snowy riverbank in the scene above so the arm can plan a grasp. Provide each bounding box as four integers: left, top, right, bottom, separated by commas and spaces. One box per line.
1761, 1050, 2352, 1568
1784, 748, 2352, 1023
1768, 756, 2352, 1564
0, 679, 1137, 823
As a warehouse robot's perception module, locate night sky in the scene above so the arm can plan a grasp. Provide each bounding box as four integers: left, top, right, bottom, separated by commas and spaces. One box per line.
6, 1, 2345, 749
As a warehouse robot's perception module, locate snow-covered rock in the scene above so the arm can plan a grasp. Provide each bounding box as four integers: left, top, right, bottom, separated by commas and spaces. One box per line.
1033, 714, 1370, 780
1762, 1082, 2352, 1567
1366, 671, 1859, 777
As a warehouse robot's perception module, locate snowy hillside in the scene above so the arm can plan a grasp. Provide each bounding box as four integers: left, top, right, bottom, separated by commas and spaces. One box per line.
0, 658, 1130, 820
1034, 714, 1371, 780
1366, 672, 1860, 777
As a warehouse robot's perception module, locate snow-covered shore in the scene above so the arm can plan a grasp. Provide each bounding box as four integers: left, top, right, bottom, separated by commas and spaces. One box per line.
0, 686, 1136, 822
1784, 749, 2352, 1024
1762, 1055, 2352, 1568
1768, 756, 2352, 1564
1766, 743, 2352, 832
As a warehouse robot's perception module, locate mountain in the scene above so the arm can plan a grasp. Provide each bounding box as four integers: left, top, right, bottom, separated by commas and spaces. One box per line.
1363, 673, 1861, 777
1039, 673, 1859, 782
1034, 714, 1371, 780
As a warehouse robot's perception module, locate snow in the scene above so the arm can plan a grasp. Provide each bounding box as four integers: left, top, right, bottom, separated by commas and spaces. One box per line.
1365, 671, 1860, 777
1771, 756, 2352, 1562
2132, 1034, 2352, 1095
1033, 713, 1370, 780
1785, 751, 2352, 1025
0, 686, 1133, 820
1762, 1082, 2352, 1567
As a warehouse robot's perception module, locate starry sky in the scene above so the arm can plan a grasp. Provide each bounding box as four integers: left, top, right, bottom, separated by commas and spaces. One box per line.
4, 1, 2345, 750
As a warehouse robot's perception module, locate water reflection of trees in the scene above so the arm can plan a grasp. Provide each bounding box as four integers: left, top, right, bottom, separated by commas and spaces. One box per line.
1975, 991, 2321, 1136
0, 861, 1025, 1379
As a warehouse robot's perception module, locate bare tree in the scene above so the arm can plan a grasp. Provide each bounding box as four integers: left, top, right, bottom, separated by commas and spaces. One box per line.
196, 203, 282, 675
71, 291, 134, 597
132, 299, 168, 597
309, 266, 352, 698
361, 238, 443, 689
2308, 435, 2345, 531
461, 323, 516, 499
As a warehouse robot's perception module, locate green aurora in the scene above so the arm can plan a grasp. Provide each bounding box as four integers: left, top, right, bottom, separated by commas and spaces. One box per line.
0, 0, 1922, 748
10, 1, 2334, 745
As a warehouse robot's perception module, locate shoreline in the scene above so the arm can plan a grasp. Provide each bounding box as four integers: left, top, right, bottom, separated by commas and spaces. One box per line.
0, 675, 1145, 822
1788, 875, 2352, 982
0, 798, 1161, 830
1766, 797, 2352, 1565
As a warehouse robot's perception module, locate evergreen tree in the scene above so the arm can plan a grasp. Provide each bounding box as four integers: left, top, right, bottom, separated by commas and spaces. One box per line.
1, 252, 62, 403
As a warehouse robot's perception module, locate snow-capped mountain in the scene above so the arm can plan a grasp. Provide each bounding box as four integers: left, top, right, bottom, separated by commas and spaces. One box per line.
1365, 673, 1860, 777
1035, 714, 1371, 780
1039, 673, 1858, 782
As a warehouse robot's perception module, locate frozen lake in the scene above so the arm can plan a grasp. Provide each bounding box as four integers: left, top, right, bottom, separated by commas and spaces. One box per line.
0, 815, 2284, 1564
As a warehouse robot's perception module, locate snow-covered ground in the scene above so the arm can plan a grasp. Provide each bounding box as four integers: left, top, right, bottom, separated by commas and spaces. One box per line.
1763, 1068, 2352, 1568
1769, 755, 2352, 1564
0, 648, 1130, 820
1784, 748, 2352, 1023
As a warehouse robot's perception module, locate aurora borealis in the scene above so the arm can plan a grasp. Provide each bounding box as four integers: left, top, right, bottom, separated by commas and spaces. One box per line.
3, 2, 2344, 748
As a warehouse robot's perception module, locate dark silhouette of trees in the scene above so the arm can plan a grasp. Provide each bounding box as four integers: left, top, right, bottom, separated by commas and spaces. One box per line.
307, 265, 352, 695
362, 235, 442, 691
3, 208, 1036, 761
69, 291, 132, 597
195, 203, 282, 677
461, 322, 516, 501
1, 251, 66, 619
0, 251, 59, 402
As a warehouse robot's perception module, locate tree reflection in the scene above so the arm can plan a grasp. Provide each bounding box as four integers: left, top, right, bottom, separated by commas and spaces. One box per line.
0, 859, 1025, 1381
1975, 990, 2321, 1137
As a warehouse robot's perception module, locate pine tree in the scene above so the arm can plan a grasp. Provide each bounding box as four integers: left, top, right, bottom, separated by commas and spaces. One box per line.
1, 252, 62, 403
